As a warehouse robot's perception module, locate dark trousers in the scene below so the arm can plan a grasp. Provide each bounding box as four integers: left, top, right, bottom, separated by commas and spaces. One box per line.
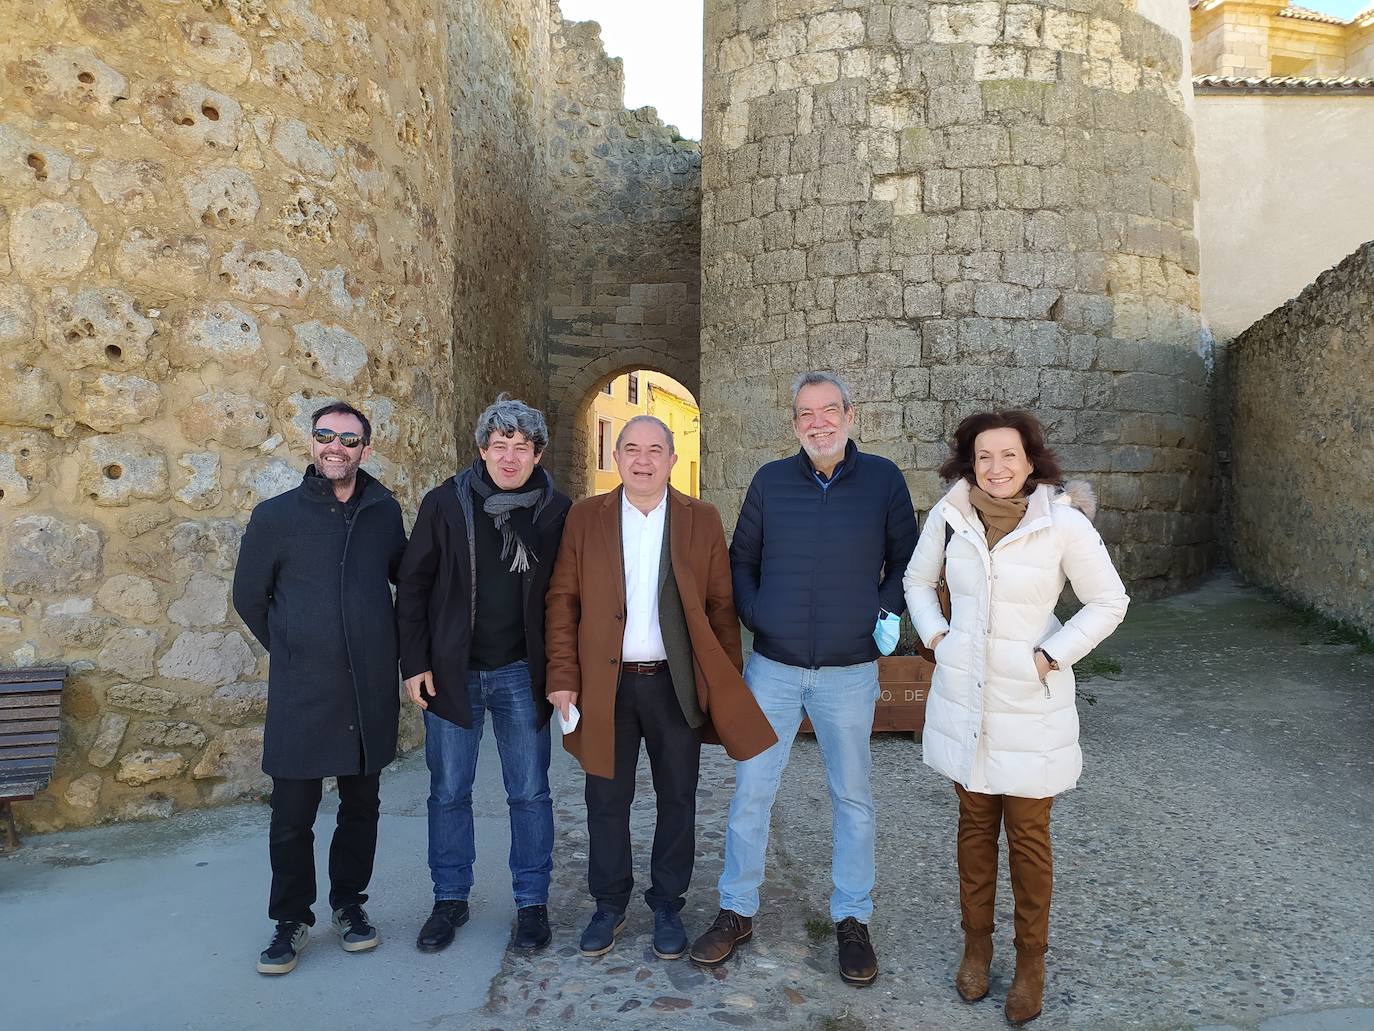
268, 772, 381, 925
585, 669, 702, 914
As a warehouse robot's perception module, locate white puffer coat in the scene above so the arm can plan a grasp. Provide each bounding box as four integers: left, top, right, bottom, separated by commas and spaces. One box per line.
902, 479, 1129, 798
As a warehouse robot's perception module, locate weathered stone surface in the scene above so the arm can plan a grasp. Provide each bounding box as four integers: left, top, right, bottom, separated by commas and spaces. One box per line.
157, 630, 256, 686
1, 515, 103, 593
178, 19, 253, 83
277, 184, 337, 244
64, 772, 104, 809
168, 572, 229, 628
236, 458, 300, 506
171, 302, 264, 370
167, 519, 242, 573
0, 125, 73, 200
117, 795, 175, 820
96, 628, 161, 680
116, 749, 186, 786
271, 116, 336, 178
9, 202, 97, 279
87, 712, 130, 768
40, 597, 108, 648
46, 287, 156, 369
75, 433, 169, 506
107, 682, 179, 716
291, 320, 369, 385
72, 373, 162, 431
96, 574, 162, 623
142, 79, 242, 154
175, 451, 223, 510
114, 226, 211, 294
0, 281, 35, 357
198, 680, 267, 724
218, 241, 311, 305
137, 720, 207, 749
88, 159, 167, 211
7, 45, 129, 117
193, 725, 269, 801
182, 165, 260, 228
0, 431, 53, 506
177, 388, 272, 448
0, 364, 65, 430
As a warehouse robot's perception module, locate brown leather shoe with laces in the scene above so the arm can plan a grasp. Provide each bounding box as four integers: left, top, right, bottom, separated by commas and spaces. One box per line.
689, 909, 753, 966
836, 917, 878, 985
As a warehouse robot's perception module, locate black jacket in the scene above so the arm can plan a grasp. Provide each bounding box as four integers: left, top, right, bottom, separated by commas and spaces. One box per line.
232, 467, 407, 779
730, 441, 919, 669
395, 466, 571, 729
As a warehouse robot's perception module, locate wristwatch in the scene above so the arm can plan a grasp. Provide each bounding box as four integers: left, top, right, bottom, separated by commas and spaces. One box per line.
1034, 648, 1059, 671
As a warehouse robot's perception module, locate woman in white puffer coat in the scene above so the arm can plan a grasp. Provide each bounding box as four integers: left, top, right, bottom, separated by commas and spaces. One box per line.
903, 410, 1128, 1027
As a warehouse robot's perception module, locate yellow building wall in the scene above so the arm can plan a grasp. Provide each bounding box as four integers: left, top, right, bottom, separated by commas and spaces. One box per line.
585, 371, 701, 497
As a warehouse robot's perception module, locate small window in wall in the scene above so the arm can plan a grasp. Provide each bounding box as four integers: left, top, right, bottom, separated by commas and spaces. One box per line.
597, 418, 614, 471
628, 372, 640, 405
601, 380, 614, 396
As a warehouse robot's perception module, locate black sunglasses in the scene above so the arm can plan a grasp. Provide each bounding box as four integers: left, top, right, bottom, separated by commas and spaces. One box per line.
312, 427, 365, 448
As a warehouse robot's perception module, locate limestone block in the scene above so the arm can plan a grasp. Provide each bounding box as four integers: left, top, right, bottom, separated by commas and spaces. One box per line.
168, 572, 229, 628
291, 321, 369, 385
271, 117, 337, 179
0, 364, 64, 430
182, 165, 260, 229
194, 725, 268, 802
177, 388, 271, 449
930, 2, 1002, 44
117, 795, 174, 820
9, 202, 97, 280
277, 185, 337, 245
72, 373, 162, 431
171, 302, 264, 370
116, 749, 185, 786
157, 630, 256, 687
218, 242, 311, 305
137, 720, 208, 749
167, 519, 243, 573
107, 683, 179, 716
46, 287, 156, 369
0, 430, 52, 506
178, 19, 252, 84
143, 79, 243, 155
0, 281, 35, 358
175, 451, 222, 510
806, 10, 865, 51
320, 267, 364, 316
64, 773, 103, 810
344, 139, 387, 204
0, 125, 73, 199
199, 0, 268, 29
88, 158, 167, 212
236, 457, 301, 506
87, 712, 130, 768
835, 273, 903, 321
260, 40, 323, 105
0, 514, 103, 593
76, 434, 168, 507
115, 227, 211, 295
40, 597, 109, 648
199, 680, 267, 724
5, 46, 129, 117
95, 574, 162, 623
95, 628, 160, 680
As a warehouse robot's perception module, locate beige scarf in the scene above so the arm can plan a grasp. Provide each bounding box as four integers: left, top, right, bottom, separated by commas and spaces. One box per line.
969, 485, 1029, 550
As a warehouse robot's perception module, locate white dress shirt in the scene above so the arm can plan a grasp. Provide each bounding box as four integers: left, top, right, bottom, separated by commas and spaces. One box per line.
621, 490, 668, 662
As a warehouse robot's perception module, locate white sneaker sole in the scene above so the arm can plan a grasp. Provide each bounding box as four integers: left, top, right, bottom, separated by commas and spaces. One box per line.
257, 930, 309, 974
332, 916, 379, 953
579, 917, 627, 957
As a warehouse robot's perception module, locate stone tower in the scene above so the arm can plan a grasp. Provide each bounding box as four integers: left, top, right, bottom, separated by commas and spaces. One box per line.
700, 0, 1211, 591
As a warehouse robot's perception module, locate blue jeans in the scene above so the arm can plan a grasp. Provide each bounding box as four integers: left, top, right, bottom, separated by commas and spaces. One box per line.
424, 660, 553, 907
718, 652, 879, 922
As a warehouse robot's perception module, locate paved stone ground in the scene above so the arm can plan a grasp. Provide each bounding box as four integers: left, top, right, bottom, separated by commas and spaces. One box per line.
3, 574, 1371, 1031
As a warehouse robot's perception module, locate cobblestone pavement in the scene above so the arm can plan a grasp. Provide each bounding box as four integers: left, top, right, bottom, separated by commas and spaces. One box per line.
481, 575, 1374, 1031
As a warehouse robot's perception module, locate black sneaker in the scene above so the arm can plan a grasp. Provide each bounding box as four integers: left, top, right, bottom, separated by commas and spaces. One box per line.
578, 907, 627, 957
331, 904, 379, 952
836, 917, 878, 985
512, 904, 552, 952
417, 899, 469, 953
257, 920, 309, 975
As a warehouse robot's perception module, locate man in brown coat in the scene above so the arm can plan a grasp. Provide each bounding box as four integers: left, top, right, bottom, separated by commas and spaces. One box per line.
546, 415, 776, 961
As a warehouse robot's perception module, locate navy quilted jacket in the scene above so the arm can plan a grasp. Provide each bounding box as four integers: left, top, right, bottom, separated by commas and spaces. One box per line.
730, 441, 919, 669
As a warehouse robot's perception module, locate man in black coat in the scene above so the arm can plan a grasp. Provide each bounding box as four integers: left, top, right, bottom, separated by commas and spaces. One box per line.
690, 371, 918, 986
232, 401, 407, 976
396, 394, 571, 955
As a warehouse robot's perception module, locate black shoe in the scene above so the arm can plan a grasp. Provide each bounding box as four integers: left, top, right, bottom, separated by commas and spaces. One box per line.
331, 904, 379, 952
416, 900, 469, 953
578, 907, 626, 957
512, 904, 552, 952
257, 920, 309, 975
836, 917, 878, 985
652, 907, 688, 960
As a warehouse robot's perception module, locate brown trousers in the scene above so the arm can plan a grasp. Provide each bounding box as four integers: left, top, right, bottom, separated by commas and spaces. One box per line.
954, 784, 1054, 955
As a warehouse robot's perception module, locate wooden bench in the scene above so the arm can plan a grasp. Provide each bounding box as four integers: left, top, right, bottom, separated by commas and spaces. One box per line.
799, 655, 932, 737
0, 666, 66, 852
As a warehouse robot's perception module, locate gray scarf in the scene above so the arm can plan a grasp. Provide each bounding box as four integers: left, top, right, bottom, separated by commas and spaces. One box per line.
463, 461, 549, 573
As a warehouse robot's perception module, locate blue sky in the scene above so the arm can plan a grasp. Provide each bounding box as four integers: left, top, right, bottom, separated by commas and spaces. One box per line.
1301, 0, 1369, 16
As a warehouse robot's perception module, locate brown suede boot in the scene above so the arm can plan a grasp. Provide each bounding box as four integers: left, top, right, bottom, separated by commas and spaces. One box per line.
955, 931, 993, 1002
1004, 950, 1045, 1025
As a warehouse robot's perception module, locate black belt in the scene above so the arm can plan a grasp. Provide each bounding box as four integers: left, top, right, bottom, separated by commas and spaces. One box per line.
621, 660, 668, 676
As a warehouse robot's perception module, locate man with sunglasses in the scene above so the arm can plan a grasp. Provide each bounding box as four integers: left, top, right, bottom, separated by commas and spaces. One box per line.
233, 401, 407, 975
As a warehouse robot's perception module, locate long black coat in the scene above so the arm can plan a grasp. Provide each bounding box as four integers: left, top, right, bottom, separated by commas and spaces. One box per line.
395, 467, 570, 729
730, 440, 919, 669
232, 467, 407, 779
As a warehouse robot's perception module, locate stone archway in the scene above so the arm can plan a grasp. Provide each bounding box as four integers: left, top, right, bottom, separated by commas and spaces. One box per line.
548, 347, 699, 500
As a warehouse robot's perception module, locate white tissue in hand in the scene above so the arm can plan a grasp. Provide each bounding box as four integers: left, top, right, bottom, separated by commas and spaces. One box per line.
557, 703, 580, 735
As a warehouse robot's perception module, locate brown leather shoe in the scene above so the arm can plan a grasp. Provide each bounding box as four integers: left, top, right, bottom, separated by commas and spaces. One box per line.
689, 909, 753, 966
1004, 950, 1045, 1025
955, 931, 993, 1002
836, 917, 878, 986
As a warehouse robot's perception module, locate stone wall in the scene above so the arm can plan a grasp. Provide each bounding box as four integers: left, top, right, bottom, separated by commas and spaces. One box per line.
700, 0, 1213, 592
1228, 242, 1374, 634
543, 12, 702, 498
1, 0, 458, 830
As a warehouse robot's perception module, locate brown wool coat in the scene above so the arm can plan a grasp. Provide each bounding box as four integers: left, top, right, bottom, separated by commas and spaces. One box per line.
545, 486, 778, 780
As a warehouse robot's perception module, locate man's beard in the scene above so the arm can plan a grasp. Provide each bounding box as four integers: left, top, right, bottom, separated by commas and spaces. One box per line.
318, 456, 361, 483
802, 432, 847, 463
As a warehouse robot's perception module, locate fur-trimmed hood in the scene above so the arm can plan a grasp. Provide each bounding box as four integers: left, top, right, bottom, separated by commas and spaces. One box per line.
1055, 479, 1098, 522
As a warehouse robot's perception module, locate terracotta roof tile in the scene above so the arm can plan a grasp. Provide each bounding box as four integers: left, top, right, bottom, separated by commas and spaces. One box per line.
1277, 5, 1348, 23
1193, 73, 1374, 90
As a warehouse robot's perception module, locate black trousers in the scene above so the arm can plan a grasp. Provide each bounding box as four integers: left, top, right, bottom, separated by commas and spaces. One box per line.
585, 669, 702, 914
268, 772, 381, 925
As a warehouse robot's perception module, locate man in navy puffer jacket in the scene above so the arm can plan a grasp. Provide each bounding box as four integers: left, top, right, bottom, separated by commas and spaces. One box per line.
690, 372, 918, 986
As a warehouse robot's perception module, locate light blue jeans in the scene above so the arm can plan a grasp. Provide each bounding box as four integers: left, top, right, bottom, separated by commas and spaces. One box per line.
718, 651, 879, 923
